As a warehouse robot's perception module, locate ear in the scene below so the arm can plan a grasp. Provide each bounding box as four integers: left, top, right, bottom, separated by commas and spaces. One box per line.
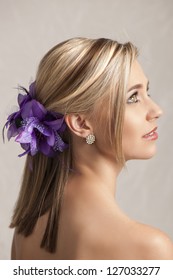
65, 114, 93, 138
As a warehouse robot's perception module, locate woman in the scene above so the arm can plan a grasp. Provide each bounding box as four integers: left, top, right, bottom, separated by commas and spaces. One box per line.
5, 37, 173, 259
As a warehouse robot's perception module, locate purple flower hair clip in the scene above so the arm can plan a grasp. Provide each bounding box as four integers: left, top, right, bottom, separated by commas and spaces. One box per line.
3, 82, 68, 157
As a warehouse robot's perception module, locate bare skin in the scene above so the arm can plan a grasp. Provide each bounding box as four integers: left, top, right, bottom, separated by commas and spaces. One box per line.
12, 61, 173, 259
12, 176, 173, 260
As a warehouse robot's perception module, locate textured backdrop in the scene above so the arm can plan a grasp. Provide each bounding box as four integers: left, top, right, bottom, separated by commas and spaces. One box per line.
0, 0, 173, 259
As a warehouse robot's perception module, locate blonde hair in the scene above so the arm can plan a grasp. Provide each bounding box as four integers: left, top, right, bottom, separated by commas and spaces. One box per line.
10, 37, 138, 252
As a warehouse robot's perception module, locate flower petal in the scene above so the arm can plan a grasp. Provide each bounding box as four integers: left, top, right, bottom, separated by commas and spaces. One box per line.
31, 120, 52, 136
53, 132, 68, 152
18, 144, 30, 157
46, 130, 55, 146
18, 93, 31, 107
7, 123, 19, 140
44, 118, 64, 131
30, 132, 38, 156
21, 101, 33, 118
15, 130, 32, 143
32, 100, 47, 120
39, 140, 51, 156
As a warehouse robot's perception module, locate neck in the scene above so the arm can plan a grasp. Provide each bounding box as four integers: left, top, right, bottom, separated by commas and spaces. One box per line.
71, 145, 123, 197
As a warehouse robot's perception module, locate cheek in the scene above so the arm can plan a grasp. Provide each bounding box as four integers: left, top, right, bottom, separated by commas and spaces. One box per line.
122, 113, 157, 160
122, 117, 141, 157
123, 111, 142, 144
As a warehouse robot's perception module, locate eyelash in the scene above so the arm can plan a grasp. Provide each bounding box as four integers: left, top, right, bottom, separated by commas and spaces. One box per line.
127, 90, 151, 104
127, 92, 139, 104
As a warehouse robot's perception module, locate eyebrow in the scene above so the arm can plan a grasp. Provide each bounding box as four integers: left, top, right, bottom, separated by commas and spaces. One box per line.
128, 81, 149, 92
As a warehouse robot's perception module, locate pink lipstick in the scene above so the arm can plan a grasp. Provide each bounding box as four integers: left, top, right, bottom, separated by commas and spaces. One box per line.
142, 127, 158, 141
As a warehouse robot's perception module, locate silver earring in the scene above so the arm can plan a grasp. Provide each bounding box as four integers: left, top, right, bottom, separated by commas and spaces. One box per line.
86, 134, 95, 145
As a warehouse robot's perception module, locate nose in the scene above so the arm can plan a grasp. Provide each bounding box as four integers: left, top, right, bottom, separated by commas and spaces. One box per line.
146, 99, 163, 121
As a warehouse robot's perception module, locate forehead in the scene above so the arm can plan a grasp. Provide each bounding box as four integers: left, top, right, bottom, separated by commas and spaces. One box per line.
128, 60, 148, 88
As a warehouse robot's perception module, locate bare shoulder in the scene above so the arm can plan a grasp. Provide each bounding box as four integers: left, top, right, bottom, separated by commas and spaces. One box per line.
136, 223, 173, 259
78, 218, 173, 260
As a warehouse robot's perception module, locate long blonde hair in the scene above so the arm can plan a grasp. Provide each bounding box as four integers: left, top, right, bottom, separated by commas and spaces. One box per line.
10, 38, 138, 252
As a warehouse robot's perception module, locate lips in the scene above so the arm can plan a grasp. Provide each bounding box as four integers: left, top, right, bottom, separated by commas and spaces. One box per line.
142, 127, 158, 140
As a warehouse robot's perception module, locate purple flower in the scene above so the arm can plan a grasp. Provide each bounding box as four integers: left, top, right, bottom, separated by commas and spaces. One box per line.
3, 82, 68, 157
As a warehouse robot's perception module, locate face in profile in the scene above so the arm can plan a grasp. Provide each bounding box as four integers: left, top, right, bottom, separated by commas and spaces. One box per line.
122, 60, 163, 161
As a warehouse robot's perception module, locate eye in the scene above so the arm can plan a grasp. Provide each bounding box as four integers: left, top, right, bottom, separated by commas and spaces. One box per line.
147, 86, 151, 97
127, 92, 139, 104
147, 90, 151, 98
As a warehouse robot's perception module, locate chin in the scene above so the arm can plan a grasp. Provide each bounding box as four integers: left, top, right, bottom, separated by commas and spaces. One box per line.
125, 146, 157, 161
142, 145, 157, 159
139, 153, 156, 160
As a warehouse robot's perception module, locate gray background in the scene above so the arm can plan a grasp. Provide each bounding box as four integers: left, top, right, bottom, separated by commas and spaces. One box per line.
0, 0, 173, 259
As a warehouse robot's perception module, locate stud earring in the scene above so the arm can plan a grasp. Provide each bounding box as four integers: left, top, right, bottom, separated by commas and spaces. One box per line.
86, 134, 95, 145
